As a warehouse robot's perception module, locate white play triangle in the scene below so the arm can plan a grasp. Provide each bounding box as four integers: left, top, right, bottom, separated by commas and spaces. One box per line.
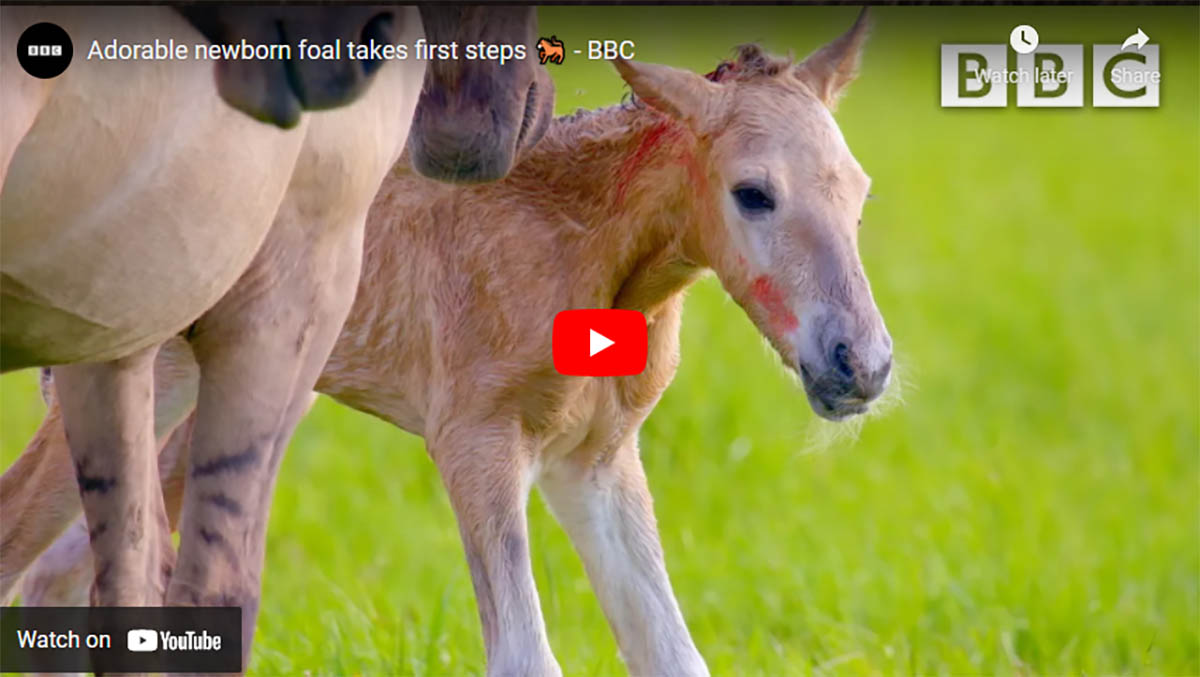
589, 329, 615, 357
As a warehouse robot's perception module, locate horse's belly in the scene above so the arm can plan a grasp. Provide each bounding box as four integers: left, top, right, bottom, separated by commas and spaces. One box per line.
0, 7, 306, 369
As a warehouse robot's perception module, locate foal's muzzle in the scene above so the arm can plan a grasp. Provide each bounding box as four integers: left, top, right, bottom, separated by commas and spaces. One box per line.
800, 336, 892, 421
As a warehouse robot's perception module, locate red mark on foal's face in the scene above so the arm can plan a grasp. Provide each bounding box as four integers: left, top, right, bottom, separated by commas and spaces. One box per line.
614, 116, 708, 206
750, 275, 799, 333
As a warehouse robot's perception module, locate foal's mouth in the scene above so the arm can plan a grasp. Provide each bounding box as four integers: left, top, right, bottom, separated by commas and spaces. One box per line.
800, 365, 870, 421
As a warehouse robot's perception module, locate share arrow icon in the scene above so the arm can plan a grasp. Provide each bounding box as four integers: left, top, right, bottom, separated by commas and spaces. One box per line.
1121, 28, 1149, 51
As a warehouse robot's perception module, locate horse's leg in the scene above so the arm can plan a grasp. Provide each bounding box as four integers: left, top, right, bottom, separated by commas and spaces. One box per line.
165, 220, 359, 666
160, 413, 194, 530
538, 437, 708, 677
52, 345, 175, 606
0, 391, 79, 602
21, 355, 196, 607
21, 414, 194, 608
427, 418, 561, 677
19, 520, 91, 607
0, 337, 199, 604
143, 336, 203, 530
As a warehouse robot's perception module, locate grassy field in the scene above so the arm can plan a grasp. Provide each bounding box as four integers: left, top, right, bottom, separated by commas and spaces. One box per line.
3, 6, 1198, 676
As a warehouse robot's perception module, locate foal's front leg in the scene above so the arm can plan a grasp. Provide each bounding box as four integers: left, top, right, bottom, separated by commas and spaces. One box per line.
538, 437, 708, 677
427, 419, 561, 677
52, 344, 174, 606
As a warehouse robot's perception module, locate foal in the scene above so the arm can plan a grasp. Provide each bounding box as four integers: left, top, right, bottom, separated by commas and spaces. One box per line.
7, 14, 890, 677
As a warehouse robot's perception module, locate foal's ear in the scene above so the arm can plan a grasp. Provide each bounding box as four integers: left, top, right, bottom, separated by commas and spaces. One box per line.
794, 8, 870, 109
613, 58, 722, 125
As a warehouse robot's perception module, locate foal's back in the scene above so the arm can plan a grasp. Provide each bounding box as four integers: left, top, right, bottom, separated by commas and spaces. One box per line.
322, 126, 678, 443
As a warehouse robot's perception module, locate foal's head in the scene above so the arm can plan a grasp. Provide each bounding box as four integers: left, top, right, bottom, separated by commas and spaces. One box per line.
617, 11, 892, 420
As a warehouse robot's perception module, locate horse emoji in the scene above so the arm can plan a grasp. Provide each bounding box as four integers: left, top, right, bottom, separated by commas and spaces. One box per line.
537, 35, 566, 65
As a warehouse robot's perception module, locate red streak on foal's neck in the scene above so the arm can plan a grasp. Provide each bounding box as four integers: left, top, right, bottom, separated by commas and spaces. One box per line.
750, 275, 799, 333
614, 115, 708, 207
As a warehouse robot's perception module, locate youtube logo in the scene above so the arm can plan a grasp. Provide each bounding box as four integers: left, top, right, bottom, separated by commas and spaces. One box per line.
126, 628, 158, 652
552, 309, 647, 376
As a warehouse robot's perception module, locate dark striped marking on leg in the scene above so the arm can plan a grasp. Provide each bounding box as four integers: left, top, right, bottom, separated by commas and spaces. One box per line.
88, 522, 108, 542
76, 471, 116, 494
197, 526, 240, 565
192, 447, 259, 477
200, 492, 244, 516
93, 561, 112, 589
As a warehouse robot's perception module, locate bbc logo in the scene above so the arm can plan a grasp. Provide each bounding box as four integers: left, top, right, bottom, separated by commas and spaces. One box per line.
27, 44, 64, 57
941, 43, 1161, 108
16, 22, 73, 79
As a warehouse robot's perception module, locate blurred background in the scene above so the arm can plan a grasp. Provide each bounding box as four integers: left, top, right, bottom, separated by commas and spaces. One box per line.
2, 6, 1197, 675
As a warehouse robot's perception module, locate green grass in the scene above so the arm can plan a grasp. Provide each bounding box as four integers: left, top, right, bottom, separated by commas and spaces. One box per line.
3, 6, 1198, 675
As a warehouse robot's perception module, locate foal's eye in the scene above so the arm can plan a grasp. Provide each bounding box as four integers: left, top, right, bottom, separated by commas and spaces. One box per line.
731, 185, 775, 215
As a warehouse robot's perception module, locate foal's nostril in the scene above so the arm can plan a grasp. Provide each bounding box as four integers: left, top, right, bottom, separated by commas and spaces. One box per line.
832, 342, 854, 379
359, 13, 395, 76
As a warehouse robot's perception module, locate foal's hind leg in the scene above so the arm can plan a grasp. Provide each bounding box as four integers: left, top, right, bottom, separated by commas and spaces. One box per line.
52, 345, 175, 606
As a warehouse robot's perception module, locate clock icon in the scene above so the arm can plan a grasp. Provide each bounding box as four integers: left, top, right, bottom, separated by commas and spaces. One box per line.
1010, 24, 1039, 54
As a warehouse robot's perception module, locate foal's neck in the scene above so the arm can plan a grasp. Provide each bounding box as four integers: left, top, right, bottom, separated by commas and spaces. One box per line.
522, 105, 712, 317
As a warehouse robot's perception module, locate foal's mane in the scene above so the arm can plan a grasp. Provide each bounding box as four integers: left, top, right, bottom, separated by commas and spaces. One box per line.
704, 44, 796, 83
539, 44, 795, 150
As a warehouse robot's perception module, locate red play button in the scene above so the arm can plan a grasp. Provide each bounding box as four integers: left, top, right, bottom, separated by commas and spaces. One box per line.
552, 309, 647, 376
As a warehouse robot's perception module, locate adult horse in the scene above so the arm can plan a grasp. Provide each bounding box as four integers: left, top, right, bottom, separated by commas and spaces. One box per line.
1, 6, 551, 368
0, 4, 552, 664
